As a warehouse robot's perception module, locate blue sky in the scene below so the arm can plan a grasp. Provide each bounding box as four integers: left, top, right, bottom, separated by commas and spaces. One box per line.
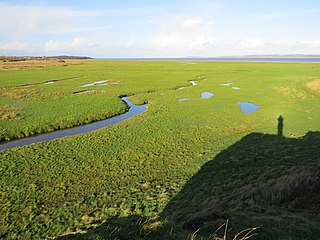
1, 0, 320, 57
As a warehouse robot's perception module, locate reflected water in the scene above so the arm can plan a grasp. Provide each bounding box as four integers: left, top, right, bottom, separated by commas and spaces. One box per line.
178, 98, 191, 102
44, 81, 55, 85
74, 90, 94, 94
237, 101, 261, 114
220, 83, 233, 86
80, 80, 108, 87
201, 92, 214, 99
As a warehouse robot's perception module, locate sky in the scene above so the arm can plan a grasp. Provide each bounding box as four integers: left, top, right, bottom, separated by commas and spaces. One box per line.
1, 0, 320, 57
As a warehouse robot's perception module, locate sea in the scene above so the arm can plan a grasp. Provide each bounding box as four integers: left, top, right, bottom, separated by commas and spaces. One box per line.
96, 57, 320, 63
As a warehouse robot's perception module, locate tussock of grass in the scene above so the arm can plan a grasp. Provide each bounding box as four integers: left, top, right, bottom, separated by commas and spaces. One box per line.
305, 79, 320, 92
0, 112, 18, 120
0, 105, 25, 111
1, 87, 37, 99
0, 105, 25, 120
272, 86, 308, 99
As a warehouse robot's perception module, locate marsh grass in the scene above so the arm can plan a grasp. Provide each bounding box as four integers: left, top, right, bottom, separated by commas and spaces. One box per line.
0, 60, 320, 239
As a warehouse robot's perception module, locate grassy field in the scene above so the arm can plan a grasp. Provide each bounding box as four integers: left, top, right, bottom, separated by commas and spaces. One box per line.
0, 60, 320, 239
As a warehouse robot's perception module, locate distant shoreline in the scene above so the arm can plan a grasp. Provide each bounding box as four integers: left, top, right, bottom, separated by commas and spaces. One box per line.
95, 57, 320, 63
1, 55, 320, 63
0, 55, 92, 61
215, 54, 320, 58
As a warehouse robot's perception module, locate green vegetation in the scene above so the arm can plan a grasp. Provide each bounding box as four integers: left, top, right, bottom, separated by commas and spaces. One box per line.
0, 60, 320, 239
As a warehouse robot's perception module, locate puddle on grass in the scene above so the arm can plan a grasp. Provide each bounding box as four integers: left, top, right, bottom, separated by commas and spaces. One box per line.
44, 81, 55, 85
179, 92, 214, 102
75, 90, 94, 94
201, 92, 214, 99
74, 90, 106, 95
176, 87, 185, 90
178, 98, 192, 102
221, 81, 240, 90
237, 102, 261, 114
220, 83, 233, 86
80, 80, 108, 87
190, 81, 197, 86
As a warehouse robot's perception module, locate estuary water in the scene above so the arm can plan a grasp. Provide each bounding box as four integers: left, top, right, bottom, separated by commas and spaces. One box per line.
0, 97, 148, 151
96, 57, 320, 63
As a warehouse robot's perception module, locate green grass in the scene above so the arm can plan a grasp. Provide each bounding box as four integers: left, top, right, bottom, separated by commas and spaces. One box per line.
0, 60, 320, 239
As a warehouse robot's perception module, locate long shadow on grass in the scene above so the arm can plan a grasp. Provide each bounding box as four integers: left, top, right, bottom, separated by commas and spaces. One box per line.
59, 131, 320, 240
161, 131, 320, 239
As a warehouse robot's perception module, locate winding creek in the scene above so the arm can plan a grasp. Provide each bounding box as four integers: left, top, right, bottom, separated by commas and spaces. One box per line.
1, 76, 262, 151
0, 97, 148, 151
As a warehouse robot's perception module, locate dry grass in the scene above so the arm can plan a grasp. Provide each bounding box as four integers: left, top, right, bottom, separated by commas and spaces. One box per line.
272, 86, 308, 99
0, 112, 18, 120
305, 79, 320, 92
1, 88, 36, 99
0, 105, 25, 111
0, 60, 70, 69
0, 105, 25, 120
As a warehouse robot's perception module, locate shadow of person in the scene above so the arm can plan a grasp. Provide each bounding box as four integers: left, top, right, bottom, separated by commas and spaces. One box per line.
58, 131, 320, 240
278, 115, 284, 136
160, 131, 320, 239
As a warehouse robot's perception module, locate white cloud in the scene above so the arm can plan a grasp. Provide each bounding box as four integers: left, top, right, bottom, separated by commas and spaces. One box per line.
182, 19, 202, 27
271, 39, 320, 53
43, 36, 143, 56
231, 38, 320, 55
150, 16, 218, 53
246, 12, 287, 20
0, 3, 100, 35
43, 15, 220, 57
239, 38, 267, 49
0, 41, 31, 50
45, 38, 98, 52
124, 37, 137, 49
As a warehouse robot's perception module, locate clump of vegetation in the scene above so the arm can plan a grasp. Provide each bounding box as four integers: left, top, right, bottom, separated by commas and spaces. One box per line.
0, 105, 25, 120
305, 79, 320, 92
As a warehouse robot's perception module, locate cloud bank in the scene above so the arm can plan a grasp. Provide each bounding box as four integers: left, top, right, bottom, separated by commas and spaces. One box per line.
0, 1, 320, 57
